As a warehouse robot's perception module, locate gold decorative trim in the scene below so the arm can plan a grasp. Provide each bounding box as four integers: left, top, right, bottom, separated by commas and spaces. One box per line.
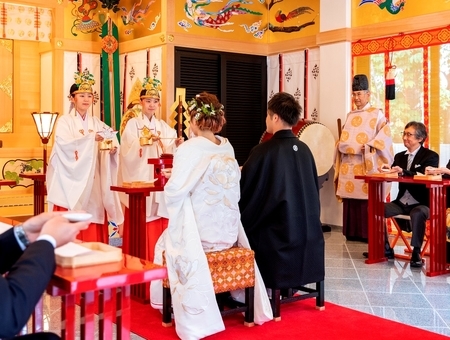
0, 120, 12, 133
0, 75, 12, 99
0, 39, 12, 53
160, 34, 165, 43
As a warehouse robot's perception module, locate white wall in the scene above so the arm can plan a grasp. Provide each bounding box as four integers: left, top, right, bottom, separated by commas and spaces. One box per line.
320, 0, 351, 32
318, 0, 352, 227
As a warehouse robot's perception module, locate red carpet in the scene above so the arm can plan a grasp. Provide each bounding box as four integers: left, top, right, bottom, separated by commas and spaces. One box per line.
130, 299, 447, 339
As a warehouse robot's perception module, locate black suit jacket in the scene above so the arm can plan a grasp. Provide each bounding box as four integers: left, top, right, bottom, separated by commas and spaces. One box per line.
392, 146, 439, 206
0, 228, 56, 338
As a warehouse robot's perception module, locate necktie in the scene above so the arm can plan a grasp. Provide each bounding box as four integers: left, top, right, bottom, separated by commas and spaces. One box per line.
407, 153, 414, 171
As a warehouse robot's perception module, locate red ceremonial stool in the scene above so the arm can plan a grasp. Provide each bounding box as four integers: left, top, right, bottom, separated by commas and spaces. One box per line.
162, 247, 256, 327
388, 214, 430, 261
269, 281, 325, 321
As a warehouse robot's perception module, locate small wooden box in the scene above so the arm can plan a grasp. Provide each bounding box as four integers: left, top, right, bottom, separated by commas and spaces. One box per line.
55, 242, 122, 268
371, 173, 399, 178
413, 174, 442, 181
122, 181, 155, 188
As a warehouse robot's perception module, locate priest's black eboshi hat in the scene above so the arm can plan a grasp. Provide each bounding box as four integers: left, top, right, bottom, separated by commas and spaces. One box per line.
352, 74, 369, 91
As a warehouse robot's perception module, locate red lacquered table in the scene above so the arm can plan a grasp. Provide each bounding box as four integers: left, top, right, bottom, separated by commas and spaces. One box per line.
0, 179, 16, 187
47, 254, 167, 340
110, 185, 163, 302
19, 173, 46, 215
356, 174, 450, 276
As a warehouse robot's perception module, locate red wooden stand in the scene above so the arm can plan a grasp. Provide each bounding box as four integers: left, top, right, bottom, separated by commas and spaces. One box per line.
19, 173, 46, 215
0, 179, 16, 187
356, 175, 450, 276
47, 255, 167, 340
110, 185, 163, 303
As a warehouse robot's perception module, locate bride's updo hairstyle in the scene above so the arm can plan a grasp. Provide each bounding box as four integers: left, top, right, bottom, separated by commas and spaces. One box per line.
187, 92, 226, 134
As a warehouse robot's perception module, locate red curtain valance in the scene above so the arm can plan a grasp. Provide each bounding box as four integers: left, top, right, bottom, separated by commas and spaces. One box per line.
352, 26, 450, 56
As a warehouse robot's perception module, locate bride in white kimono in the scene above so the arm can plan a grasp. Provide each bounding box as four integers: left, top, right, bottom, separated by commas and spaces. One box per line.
150, 92, 272, 339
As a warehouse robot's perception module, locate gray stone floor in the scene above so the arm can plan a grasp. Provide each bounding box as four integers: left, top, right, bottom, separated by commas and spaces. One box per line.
323, 225, 450, 336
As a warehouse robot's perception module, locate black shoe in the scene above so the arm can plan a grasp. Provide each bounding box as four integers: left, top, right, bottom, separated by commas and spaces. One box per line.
362, 248, 394, 259
385, 247, 395, 259
410, 251, 423, 268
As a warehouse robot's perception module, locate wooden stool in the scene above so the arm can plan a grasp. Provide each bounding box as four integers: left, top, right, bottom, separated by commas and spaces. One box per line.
162, 247, 256, 327
269, 281, 325, 321
388, 214, 430, 260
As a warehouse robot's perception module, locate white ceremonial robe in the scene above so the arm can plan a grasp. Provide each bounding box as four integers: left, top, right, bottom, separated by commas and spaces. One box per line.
46, 113, 124, 225
150, 136, 273, 340
119, 114, 177, 221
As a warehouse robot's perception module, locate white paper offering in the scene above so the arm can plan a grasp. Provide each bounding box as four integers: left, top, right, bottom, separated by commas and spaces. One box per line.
55, 242, 93, 258
0, 222, 13, 234
97, 127, 118, 139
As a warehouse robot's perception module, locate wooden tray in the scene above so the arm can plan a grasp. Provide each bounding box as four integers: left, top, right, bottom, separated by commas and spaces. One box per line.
55, 242, 122, 268
413, 174, 442, 181
122, 181, 155, 188
370, 173, 398, 178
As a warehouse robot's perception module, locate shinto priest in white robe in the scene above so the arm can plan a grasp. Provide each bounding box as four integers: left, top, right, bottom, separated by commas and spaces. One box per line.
150, 135, 273, 340
46, 112, 124, 226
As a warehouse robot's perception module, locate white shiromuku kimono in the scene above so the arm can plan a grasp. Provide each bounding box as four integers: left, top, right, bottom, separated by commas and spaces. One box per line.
334, 103, 394, 200
46, 112, 124, 225
119, 113, 177, 221
150, 135, 273, 340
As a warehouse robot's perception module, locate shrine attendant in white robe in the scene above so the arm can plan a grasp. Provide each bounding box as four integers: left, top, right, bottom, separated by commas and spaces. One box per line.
150, 92, 272, 340
46, 68, 124, 243
119, 77, 183, 261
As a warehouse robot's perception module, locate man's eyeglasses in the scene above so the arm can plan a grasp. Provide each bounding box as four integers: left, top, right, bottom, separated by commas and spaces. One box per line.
402, 132, 415, 138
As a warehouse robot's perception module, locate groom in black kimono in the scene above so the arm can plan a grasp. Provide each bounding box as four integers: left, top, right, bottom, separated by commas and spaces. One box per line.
239, 92, 325, 296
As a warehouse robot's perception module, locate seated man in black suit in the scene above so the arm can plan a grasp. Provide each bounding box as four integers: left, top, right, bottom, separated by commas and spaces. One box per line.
0, 212, 90, 339
363, 121, 439, 267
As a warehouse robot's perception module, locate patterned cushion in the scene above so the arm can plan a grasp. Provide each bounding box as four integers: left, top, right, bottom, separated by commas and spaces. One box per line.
162, 247, 255, 293
207, 247, 255, 293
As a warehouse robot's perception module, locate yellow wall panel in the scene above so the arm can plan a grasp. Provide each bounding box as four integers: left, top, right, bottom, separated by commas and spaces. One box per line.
352, 0, 450, 28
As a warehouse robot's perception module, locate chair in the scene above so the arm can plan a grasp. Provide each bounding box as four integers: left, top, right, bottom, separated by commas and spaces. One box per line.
162, 247, 256, 327
268, 281, 325, 321
388, 214, 430, 260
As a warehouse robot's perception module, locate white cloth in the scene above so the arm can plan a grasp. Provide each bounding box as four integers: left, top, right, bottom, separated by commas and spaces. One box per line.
46, 112, 124, 225
119, 113, 177, 221
150, 136, 272, 340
